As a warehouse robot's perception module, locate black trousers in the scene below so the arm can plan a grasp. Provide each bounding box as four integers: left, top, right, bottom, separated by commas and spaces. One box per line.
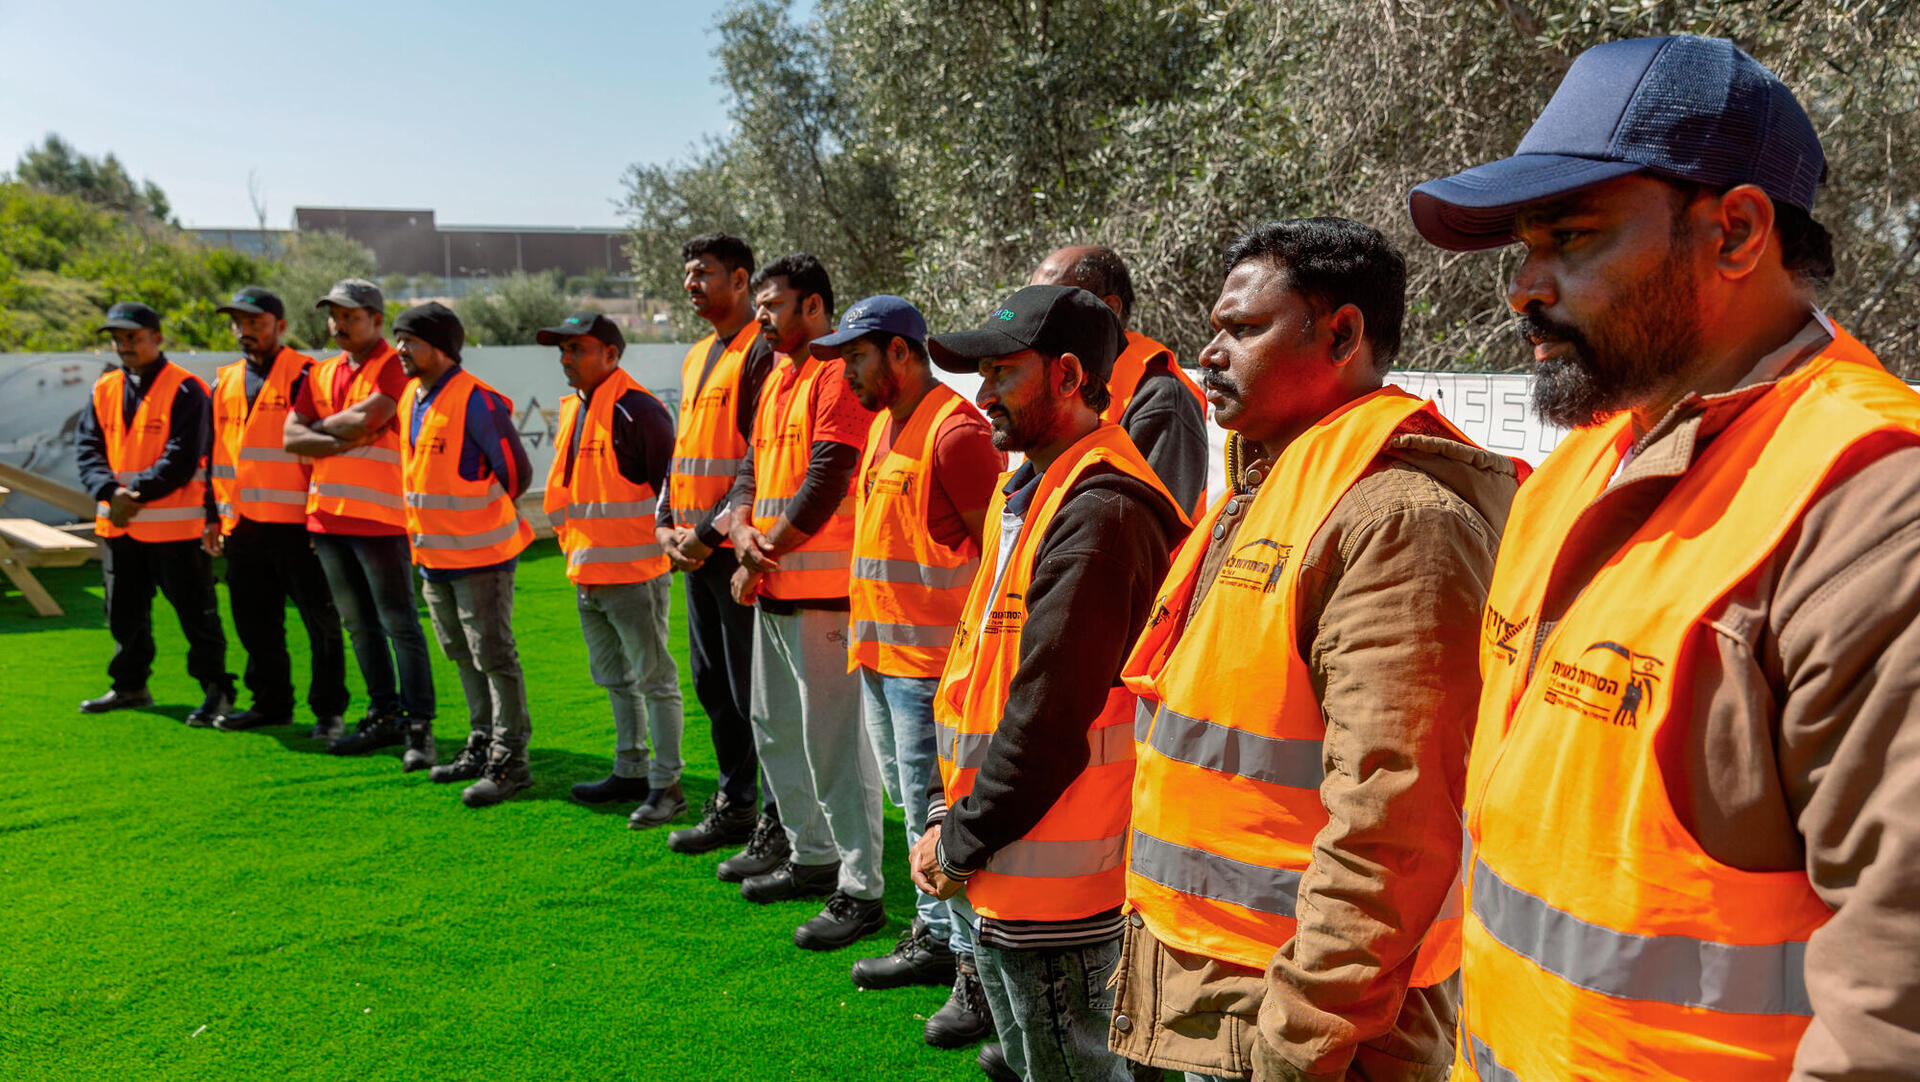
101, 535, 228, 694
224, 519, 349, 717
683, 546, 768, 810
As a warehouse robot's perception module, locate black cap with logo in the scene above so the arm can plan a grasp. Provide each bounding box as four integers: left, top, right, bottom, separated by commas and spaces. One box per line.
216, 285, 286, 320
96, 301, 162, 334
535, 310, 625, 354
927, 284, 1122, 380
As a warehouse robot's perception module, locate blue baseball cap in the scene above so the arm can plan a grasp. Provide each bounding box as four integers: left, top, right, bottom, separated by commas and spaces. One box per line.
1410, 35, 1825, 252
809, 294, 928, 359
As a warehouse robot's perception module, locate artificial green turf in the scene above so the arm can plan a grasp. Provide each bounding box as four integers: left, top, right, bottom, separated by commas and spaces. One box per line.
2, 541, 977, 1081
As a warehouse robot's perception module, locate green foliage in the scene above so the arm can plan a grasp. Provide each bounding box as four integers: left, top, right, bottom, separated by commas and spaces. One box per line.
12, 133, 173, 223
411, 273, 444, 298
266, 231, 379, 352
459, 271, 574, 345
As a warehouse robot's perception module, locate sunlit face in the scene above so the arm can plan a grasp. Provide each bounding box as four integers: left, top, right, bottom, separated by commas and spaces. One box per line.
839, 335, 900, 411
975, 349, 1065, 453
684, 254, 742, 322
753, 276, 816, 356
327, 304, 383, 353
109, 326, 163, 367
395, 332, 436, 380
231, 311, 284, 358
558, 335, 620, 391
1197, 259, 1340, 448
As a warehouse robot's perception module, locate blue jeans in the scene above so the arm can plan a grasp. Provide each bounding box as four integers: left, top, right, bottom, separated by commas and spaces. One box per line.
859, 668, 970, 951
311, 532, 435, 721
973, 933, 1131, 1082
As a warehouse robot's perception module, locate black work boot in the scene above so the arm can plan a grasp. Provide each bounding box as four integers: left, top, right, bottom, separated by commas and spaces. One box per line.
794, 890, 887, 951
740, 859, 840, 904
976, 1043, 1019, 1082
214, 707, 291, 732
186, 680, 236, 728
716, 811, 790, 882
628, 782, 686, 829
851, 917, 957, 989
461, 748, 532, 808
666, 793, 757, 854
79, 688, 152, 714
571, 773, 650, 805
429, 733, 489, 784
310, 715, 345, 741
925, 953, 995, 1049
400, 718, 436, 773
327, 712, 406, 755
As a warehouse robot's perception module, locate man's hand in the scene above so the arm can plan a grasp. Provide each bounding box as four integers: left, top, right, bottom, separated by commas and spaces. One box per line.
658, 525, 702, 572
201, 522, 225, 557
730, 521, 781, 574
107, 487, 142, 528
729, 564, 763, 606
910, 824, 963, 900
678, 528, 714, 564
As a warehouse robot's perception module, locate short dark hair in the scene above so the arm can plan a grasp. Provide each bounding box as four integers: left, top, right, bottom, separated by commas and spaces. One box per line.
681, 232, 755, 277
1223, 218, 1406, 370
1035, 351, 1112, 413
1053, 247, 1136, 327
751, 252, 834, 319
857, 330, 928, 366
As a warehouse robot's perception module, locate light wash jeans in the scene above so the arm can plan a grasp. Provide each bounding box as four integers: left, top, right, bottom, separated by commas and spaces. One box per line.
578, 576, 684, 787
972, 929, 1131, 1082
858, 667, 972, 953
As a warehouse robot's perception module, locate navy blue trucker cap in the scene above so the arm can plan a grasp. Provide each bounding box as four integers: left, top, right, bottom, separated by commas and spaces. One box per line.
810, 294, 928, 359
1409, 35, 1825, 251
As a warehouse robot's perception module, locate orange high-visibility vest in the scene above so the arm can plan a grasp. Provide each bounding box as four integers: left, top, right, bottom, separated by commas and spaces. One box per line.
399, 367, 533, 571
211, 348, 314, 533
848, 384, 983, 677
304, 344, 407, 529
91, 363, 211, 543
1103, 331, 1207, 425
544, 366, 670, 586
935, 423, 1182, 921
1124, 388, 1466, 982
749, 354, 858, 600
670, 322, 761, 545
1457, 326, 1920, 1082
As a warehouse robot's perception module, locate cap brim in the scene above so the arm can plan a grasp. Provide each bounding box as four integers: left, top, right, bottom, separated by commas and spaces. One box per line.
808, 326, 873, 360
96, 319, 146, 332
1409, 154, 1646, 251
927, 327, 1030, 374
216, 303, 267, 317
534, 327, 583, 346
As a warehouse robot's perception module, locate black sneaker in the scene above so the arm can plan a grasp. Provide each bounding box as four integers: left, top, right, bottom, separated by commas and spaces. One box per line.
666, 793, 757, 854
400, 719, 436, 773
310, 715, 345, 741
976, 1043, 1019, 1082
851, 917, 956, 989
429, 735, 489, 784
78, 688, 152, 714
327, 712, 405, 756
794, 890, 887, 951
716, 811, 790, 882
461, 749, 532, 808
186, 681, 236, 728
214, 708, 291, 732
572, 774, 650, 806
925, 954, 995, 1049
740, 859, 840, 904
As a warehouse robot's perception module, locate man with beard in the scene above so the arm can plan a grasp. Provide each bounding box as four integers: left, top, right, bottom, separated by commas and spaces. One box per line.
911, 284, 1187, 1082
1110, 219, 1517, 1082
1409, 35, 1920, 1081
284, 279, 437, 765
726, 253, 889, 953
392, 303, 535, 808
1031, 245, 1208, 513
74, 301, 233, 724
203, 286, 349, 735
658, 233, 781, 859
815, 295, 1003, 1045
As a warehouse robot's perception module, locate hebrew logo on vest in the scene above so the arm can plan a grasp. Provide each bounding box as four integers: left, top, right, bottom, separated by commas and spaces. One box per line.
1482, 606, 1531, 665
1542, 640, 1665, 729
1218, 537, 1290, 595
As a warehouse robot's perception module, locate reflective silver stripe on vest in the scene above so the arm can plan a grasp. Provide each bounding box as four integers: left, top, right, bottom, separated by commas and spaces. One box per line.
851, 557, 976, 590
133, 505, 210, 524
412, 518, 523, 551
211, 464, 240, 480
1469, 853, 1813, 1016
1140, 703, 1324, 790
406, 491, 503, 511
567, 542, 666, 567
987, 834, 1125, 878
1465, 1030, 1523, 1082
775, 548, 851, 572
340, 445, 402, 466
754, 496, 791, 519
937, 720, 1133, 771
563, 497, 658, 520
238, 488, 308, 506
1128, 830, 1302, 918
851, 620, 954, 648
217, 502, 235, 519
311, 482, 404, 510
238, 446, 303, 464
673, 455, 742, 477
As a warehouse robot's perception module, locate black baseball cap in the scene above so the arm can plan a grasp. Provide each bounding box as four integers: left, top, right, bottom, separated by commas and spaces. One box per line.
314, 278, 385, 312
927, 284, 1121, 378
1410, 35, 1825, 251
216, 286, 286, 320
97, 301, 161, 333
393, 302, 464, 362
535, 310, 625, 353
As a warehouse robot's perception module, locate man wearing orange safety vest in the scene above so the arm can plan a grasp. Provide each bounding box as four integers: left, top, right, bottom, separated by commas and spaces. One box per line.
1031, 245, 1208, 513
812, 295, 1004, 1045
910, 284, 1188, 1082
284, 278, 436, 765
538, 310, 687, 830
74, 301, 233, 725
1112, 219, 1518, 1082
199, 286, 347, 736
1410, 36, 1920, 1081
658, 233, 780, 861
725, 253, 889, 952
392, 303, 534, 808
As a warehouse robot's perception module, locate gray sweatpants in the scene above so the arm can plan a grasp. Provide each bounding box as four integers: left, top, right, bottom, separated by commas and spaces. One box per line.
422, 566, 531, 758
749, 605, 886, 900
578, 576, 684, 787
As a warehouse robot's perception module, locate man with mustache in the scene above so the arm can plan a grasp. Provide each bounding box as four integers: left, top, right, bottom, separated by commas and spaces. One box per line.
284, 278, 436, 766
202, 286, 348, 735
657, 233, 781, 860
1110, 219, 1517, 1082
1030, 245, 1208, 513
1409, 35, 1920, 1081
726, 253, 890, 952
814, 295, 1003, 1045
910, 284, 1187, 1082
74, 301, 233, 724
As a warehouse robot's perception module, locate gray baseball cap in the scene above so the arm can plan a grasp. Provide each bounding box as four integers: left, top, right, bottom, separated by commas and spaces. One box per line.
314, 278, 384, 312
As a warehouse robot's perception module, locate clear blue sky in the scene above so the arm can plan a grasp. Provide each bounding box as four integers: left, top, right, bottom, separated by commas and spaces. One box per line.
0, 0, 754, 229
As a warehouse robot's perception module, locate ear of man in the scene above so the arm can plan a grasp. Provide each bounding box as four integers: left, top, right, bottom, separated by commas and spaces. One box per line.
1710, 184, 1776, 282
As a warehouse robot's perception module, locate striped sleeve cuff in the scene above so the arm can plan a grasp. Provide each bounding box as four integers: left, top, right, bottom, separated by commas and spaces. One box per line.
936, 832, 974, 882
